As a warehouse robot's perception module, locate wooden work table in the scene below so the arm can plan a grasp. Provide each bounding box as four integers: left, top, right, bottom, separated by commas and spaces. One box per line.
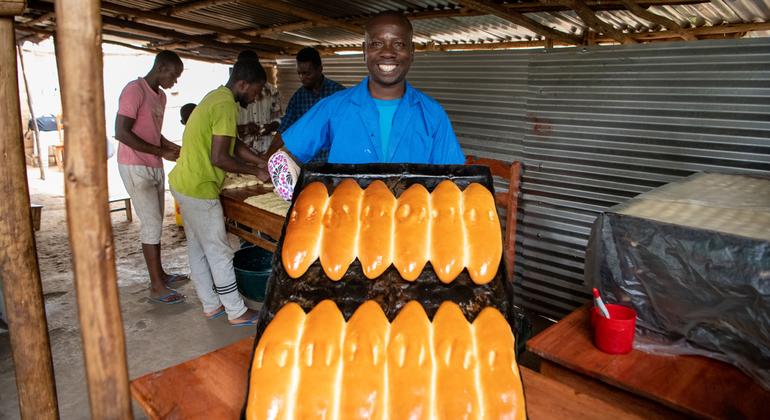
220, 185, 286, 252
526, 305, 770, 419
131, 336, 644, 420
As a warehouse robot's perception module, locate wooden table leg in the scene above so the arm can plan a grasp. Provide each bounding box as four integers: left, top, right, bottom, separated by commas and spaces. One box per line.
124, 198, 132, 222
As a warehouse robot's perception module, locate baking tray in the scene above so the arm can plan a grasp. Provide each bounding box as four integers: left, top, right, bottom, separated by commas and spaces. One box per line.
252, 163, 515, 341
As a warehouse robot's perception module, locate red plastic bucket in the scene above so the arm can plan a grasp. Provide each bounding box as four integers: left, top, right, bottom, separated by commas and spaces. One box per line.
591, 304, 637, 355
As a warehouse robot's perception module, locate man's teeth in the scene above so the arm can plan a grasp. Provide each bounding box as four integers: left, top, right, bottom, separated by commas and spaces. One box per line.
378, 64, 396, 72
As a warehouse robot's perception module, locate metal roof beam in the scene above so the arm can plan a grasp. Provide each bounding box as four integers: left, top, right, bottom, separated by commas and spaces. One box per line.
508, 0, 707, 13
99, 1, 301, 52
459, 0, 582, 44
620, 0, 697, 40
547, 0, 638, 44
239, 0, 364, 35
153, 0, 238, 16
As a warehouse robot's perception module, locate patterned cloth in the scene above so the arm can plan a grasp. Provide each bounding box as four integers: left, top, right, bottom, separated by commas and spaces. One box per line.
279, 77, 345, 163
268, 151, 300, 201
237, 82, 282, 153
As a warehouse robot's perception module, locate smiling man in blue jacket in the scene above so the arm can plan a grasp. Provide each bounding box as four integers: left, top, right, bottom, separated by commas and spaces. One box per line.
277, 11, 465, 165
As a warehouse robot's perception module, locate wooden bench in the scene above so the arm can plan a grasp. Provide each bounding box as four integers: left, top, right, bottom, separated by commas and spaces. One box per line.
108, 195, 132, 222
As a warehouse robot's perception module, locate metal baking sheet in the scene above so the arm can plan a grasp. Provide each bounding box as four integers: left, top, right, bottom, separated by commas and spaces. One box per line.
253, 163, 515, 341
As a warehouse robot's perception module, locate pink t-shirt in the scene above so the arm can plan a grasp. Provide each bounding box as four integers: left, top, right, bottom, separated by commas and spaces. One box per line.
116, 78, 166, 168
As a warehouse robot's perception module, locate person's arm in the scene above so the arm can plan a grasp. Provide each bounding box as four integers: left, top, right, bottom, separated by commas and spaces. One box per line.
281, 96, 333, 163
264, 133, 284, 158
233, 139, 268, 167
211, 136, 269, 181
115, 115, 177, 161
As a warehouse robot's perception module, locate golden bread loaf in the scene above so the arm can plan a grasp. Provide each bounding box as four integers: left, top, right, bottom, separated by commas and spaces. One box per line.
359, 180, 396, 279
430, 180, 466, 283
393, 184, 431, 281
282, 181, 502, 284
245, 303, 305, 420
246, 300, 526, 420
319, 179, 364, 280
341, 300, 390, 419
282, 182, 329, 278
294, 300, 345, 419
463, 183, 502, 284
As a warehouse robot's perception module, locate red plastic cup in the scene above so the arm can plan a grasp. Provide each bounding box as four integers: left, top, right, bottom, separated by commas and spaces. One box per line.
591, 304, 637, 355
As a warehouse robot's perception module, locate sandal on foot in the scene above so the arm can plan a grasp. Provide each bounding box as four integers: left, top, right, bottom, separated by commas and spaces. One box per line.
204, 307, 226, 320
149, 290, 185, 305
164, 274, 190, 287
229, 313, 259, 328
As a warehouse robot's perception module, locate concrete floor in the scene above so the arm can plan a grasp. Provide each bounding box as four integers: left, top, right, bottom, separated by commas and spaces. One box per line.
0, 166, 261, 419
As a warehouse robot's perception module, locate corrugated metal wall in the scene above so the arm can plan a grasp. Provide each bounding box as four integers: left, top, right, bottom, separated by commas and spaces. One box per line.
276, 37, 770, 320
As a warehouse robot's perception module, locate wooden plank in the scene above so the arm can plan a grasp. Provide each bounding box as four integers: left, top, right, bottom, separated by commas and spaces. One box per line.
55, 1, 133, 418
130, 337, 255, 420
0, 0, 25, 16
539, 362, 687, 419
527, 305, 770, 419
220, 186, 286, 245
520, 367, 643, 420
0, 17, 59, 420
131, 337, 641, 419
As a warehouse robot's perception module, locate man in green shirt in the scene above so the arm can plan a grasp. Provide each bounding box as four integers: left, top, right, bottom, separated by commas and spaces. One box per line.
169, 59, 269, 326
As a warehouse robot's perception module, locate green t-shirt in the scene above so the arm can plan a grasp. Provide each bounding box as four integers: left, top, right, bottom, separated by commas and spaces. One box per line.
169, 86, 237, 199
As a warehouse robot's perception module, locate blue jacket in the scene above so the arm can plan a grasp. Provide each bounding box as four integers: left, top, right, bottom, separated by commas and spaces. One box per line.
282, 78, 465, 165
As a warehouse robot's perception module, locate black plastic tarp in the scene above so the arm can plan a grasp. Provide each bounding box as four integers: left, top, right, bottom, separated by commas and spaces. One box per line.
585, 172, 770, 390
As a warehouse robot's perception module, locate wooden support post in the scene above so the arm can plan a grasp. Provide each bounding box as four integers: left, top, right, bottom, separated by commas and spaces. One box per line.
505, 161, 521, 282
17, 44, 46, 180
54, 1, 133, 419
0, 17, 59, 420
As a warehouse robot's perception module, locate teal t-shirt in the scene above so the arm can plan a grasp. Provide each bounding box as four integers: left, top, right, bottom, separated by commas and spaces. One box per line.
373, 98, 400, 160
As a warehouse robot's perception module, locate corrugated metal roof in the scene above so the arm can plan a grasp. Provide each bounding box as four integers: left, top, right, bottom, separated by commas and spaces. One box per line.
14, 0, 770, 59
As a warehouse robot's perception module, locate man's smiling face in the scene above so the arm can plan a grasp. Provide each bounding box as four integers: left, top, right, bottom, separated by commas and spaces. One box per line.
363, 14, 414, 90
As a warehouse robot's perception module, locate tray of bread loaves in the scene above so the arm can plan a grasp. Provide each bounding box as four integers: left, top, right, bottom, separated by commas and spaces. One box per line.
244, 163, 525, 419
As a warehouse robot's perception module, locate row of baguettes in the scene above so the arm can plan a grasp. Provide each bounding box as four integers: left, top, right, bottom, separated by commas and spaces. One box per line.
246, 300, 526, 420
281, 179, 502, 284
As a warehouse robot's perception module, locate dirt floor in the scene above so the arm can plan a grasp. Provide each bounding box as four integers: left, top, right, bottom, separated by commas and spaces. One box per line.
0, 164, 259, 419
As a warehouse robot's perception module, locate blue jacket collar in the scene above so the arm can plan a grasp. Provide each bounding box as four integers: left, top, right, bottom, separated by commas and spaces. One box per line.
351, 77, 420, 107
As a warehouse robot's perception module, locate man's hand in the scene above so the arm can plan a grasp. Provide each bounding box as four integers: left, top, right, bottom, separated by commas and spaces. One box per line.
161, 147, 179, 161
262, 121, 280, 135
254, 167, 270, 182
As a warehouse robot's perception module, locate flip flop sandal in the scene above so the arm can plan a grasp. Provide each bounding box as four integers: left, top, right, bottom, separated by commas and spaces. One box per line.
205, 307, 226, 320
149, 290, 185, 305
230, 313, 259, 328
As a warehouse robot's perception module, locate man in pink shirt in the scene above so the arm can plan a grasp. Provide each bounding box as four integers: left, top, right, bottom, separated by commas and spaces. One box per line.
115, 51, 186, 304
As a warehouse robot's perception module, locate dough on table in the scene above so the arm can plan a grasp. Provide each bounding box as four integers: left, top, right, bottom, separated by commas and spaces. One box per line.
222, 172, 270, 190
244, 192, 291, 216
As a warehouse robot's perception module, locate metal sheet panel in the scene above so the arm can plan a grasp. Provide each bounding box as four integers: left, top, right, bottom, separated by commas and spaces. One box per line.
521, 37, 770, 318
277, 37, 770, 320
